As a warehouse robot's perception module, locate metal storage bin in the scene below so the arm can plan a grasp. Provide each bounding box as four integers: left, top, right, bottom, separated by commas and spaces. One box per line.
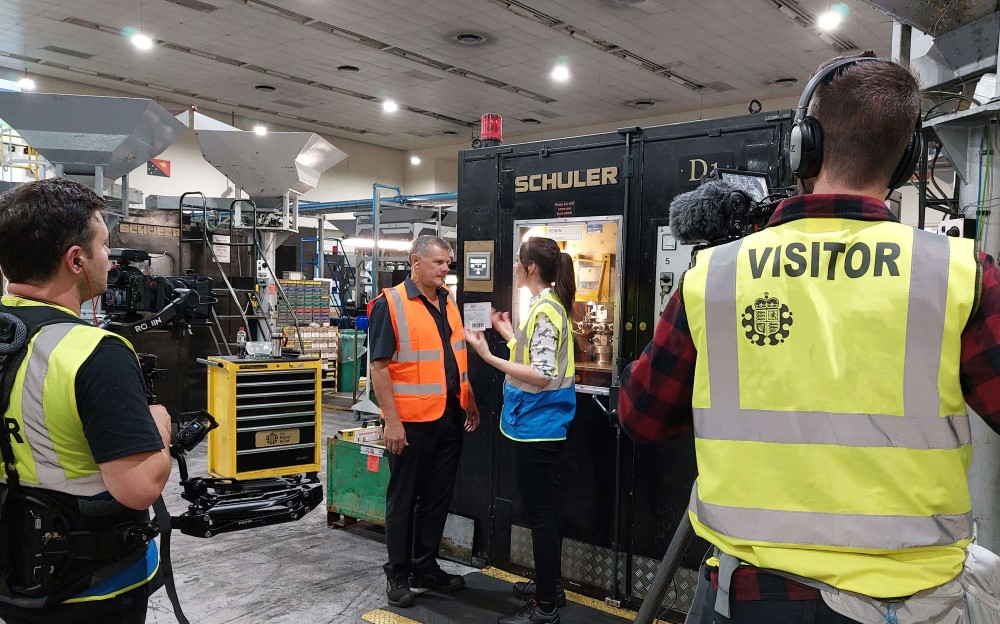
206, 356, 322, 479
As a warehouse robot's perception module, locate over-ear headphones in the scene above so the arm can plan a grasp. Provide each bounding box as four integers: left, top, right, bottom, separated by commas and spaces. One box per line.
789, 56, 922, 190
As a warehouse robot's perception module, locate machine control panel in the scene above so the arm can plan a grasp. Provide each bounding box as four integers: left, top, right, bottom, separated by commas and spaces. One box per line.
463, 241, 495, 292
654, 225, 695, 322
466, 251, 492, 281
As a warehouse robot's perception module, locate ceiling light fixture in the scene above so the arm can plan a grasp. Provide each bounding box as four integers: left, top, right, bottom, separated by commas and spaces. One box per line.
816, 10, 842, 30
130, 32, 154, 50
253, 124, 268, 135
551, 63, 570, 82
521, 118, 541, 124
382, 99, 398, 113
337, 65, 360, 72
254, 84, 276, 91
626, 99, 656, 108
455, 33, 486, 45
343, 237, 412, 251
817, 3, 848, 30
18, 77, 36, 91
773, 77, 798, 85
410, 155, 422, 165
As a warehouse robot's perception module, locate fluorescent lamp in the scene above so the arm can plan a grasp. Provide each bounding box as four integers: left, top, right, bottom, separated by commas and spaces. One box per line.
342, 237, 412, 251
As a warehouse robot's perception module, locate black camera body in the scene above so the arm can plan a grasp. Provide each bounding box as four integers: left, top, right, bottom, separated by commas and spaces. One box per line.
104, 249, 213, 322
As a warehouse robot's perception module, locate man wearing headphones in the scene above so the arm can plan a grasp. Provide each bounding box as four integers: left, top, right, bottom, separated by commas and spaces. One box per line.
0, 178, 171, 623
619, 54, 1000, 622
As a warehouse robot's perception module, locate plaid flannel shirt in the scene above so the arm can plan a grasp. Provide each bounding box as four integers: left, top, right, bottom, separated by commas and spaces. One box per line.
619, 193, 1000, 601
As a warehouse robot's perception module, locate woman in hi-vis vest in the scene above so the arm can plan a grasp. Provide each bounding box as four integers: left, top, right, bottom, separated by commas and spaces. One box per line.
465, 236, 577, 624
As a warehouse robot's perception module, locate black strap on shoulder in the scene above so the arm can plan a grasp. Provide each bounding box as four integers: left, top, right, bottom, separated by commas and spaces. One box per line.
0, 303, 82, 491
0, 301, 87, 598
153, 496, 189, 624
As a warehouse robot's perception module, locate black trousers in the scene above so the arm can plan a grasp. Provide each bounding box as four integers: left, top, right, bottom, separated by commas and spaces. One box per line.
383, 404, 464, 579
511, 440, 563, 605
0, 588, 148, 624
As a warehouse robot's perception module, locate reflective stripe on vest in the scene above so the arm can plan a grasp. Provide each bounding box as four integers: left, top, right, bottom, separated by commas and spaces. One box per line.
507, 296, 574, 393
1, 323, 113, 497
684, 220, 977, 597
381, 283, 469, 420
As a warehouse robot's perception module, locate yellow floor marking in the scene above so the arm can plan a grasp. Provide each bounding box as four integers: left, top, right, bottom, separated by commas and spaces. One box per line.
322, 403, 354, 411
361, 609, 422, 624
479, 566, 670, 623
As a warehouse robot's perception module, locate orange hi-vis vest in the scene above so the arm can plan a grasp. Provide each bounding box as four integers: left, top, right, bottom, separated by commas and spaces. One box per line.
369, 282, 470, 422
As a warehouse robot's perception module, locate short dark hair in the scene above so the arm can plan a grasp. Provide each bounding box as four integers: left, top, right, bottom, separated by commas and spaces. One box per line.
0, 178, 105, 283
810, 55, 921, 189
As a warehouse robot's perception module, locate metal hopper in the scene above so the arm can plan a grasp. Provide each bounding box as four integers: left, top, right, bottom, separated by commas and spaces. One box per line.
0, 92, 186, 181
196, 130, 347, 210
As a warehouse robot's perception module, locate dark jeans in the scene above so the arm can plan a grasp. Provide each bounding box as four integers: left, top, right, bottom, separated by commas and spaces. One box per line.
383, 404, 464, 579
0, 588, 148, 624
714, 599, 862, 624
511, 440, 563, 605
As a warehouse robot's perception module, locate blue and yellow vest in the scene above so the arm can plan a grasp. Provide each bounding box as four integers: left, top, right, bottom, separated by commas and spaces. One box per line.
501, 292, 576, 441
681, 217, 978, 598
0, 296, 159, 604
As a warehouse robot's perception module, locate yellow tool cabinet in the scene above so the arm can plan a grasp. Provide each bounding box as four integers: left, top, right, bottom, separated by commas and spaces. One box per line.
206, 356, 322, 479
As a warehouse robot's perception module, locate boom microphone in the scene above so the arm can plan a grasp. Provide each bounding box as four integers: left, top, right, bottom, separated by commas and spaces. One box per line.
668, 179, 739, 245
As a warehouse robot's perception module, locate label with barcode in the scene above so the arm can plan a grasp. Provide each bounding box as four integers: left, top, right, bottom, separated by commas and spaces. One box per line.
463, 302, 491, 331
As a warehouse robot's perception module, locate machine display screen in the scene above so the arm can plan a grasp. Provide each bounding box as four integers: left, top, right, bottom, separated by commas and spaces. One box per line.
465, 252, 492, 281
718, 169, 771, 203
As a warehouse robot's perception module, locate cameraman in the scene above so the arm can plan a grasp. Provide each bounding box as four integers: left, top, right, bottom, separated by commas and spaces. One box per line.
619, 55, 1000, 623
0, 178, 171, 623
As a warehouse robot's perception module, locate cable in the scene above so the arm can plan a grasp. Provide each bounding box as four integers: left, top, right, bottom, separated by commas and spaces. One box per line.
924, 97, 972, 121
928, 144, 955, 209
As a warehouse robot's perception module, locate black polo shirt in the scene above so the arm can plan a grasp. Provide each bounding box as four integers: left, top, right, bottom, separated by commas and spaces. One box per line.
369, 276, 460, 402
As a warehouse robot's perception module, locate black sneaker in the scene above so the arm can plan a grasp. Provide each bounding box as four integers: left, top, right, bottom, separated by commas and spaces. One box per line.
512, 580, 567, 607
498, 598, 561, 624
409, 568, 465, 592
386, 576, 415, 608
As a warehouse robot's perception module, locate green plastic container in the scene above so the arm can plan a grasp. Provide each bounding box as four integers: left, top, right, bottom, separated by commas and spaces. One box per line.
326, 433, 388, 526
337, 329, 367, 392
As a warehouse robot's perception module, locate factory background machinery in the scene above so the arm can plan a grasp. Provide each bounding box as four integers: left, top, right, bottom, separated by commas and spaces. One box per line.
456, 109, 794, 612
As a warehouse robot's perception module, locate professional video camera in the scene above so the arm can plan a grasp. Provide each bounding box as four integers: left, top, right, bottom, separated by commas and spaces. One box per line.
102, 248, 214, 338
668, 168, 795, 248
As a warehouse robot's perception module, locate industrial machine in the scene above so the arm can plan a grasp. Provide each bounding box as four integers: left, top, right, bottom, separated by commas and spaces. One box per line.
456, 110, 794, 614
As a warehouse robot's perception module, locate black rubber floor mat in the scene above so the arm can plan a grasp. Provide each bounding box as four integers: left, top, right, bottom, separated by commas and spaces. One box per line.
367, 570, 634, 623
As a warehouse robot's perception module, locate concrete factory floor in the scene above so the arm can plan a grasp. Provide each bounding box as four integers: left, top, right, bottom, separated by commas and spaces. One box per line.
145, 391, 646, 623
146, 392, 477, 624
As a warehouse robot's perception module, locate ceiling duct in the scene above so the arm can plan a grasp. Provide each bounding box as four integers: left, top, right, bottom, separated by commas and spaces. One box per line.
196, 130, 347, 209
0, 92, 186, 180
859, 0, 999, 37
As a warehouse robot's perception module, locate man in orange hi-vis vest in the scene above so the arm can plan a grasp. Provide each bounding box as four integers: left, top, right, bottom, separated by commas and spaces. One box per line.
368, 235, 481, 609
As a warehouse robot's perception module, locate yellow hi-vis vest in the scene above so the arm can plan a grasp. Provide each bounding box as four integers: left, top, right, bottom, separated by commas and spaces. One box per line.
681, 217, 978, 598
1, 297, 135, 495
500, 291, 576, 441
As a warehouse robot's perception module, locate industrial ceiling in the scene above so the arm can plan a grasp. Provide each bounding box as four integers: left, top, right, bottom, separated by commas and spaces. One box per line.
0, 0, 905, 150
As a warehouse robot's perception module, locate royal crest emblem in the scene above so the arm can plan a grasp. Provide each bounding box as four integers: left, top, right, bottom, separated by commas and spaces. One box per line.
742, 292, 793, 346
